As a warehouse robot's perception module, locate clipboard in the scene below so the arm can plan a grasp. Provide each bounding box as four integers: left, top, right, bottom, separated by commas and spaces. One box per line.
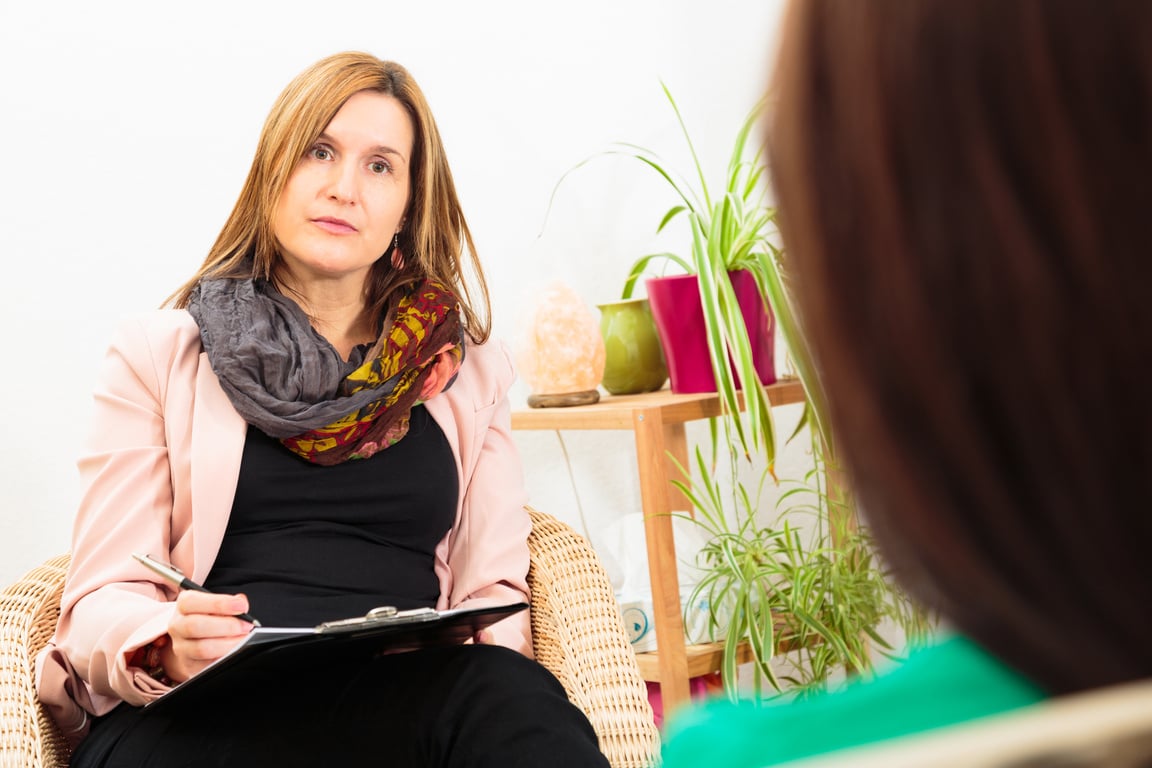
142, 602, 529, 713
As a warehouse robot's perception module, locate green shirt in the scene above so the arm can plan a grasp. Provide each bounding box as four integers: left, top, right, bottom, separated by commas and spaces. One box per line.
659, 635, 1044, 768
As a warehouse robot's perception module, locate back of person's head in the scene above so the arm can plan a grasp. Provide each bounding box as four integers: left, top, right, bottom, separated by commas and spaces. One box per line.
172, 51, 490, 340
768, 0, 1152, 695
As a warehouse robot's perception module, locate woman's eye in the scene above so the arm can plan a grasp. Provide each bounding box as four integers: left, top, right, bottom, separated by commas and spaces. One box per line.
310, 146, 332, 161
369, 160, 392, 175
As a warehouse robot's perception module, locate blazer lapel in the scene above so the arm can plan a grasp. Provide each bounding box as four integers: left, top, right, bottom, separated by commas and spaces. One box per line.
427, 396, 465, 503
188, 354, 247, 581
428, 393, 467, 513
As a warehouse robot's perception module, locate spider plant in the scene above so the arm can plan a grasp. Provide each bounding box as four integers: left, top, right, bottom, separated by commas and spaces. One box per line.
677, 433, 932, 701
668, 150, 933, 699
619, 84, 781, 467
546, 83, 782, 468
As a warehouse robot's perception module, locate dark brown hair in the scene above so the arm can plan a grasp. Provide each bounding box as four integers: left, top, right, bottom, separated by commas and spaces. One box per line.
168, 52, 491, 342
769, 0, 1152, 694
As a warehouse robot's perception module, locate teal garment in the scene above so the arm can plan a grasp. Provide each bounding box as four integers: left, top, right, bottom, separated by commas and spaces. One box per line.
659, 635, 1044, 768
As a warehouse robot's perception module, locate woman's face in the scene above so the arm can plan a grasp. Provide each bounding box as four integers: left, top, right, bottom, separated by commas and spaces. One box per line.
271, 90, 414, 289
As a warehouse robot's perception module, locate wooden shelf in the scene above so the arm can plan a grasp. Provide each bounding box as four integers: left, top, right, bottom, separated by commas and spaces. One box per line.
511, 380, 805, 431
511, 379, 806, 715
635, 629, 811, 683
635, 642, 752, 682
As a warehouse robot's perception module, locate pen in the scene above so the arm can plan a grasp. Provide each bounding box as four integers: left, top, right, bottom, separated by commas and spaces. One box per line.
132, 552, 262, 626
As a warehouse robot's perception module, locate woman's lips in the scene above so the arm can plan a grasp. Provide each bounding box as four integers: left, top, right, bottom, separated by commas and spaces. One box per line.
311, 217, 357, 234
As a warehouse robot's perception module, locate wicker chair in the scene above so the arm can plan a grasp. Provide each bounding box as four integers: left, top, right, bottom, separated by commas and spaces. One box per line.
0, 506, 660, 768
777, 677, 1152, 768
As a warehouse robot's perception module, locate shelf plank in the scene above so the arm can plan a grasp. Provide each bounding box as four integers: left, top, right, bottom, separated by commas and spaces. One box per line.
635, 642, 753, 682
511, 379, 805, 431
635, 631, 814, 683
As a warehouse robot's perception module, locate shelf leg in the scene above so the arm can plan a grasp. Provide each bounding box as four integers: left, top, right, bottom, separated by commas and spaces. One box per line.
633, 407, 691, 715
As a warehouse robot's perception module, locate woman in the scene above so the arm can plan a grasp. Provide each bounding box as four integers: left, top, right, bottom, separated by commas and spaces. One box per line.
662, 1, 1152, 766
38, 52, 609, 767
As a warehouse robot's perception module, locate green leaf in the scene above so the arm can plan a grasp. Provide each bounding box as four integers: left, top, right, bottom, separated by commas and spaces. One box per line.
660, 79, 713, 212
621, 251, 692, 299
657, 205, 688, 234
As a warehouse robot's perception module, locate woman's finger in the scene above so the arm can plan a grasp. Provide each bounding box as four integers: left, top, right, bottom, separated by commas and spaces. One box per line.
161, 590, 256, 681
174, 589, 251, 620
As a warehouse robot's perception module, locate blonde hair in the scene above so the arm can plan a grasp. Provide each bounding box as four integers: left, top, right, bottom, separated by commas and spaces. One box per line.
169, 51, 491, 342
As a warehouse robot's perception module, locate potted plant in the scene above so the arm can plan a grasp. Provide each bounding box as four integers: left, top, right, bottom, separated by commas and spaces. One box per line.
677, 204, 933, 700
623, 85, 781, 466
677, 435, 933, 700
548, 84, 782, 466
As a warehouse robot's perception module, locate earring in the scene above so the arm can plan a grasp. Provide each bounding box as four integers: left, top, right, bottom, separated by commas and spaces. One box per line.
390, 232, 405, 269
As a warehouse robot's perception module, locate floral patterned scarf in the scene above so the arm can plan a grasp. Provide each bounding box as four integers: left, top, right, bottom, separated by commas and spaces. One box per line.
188, 276, 464, 466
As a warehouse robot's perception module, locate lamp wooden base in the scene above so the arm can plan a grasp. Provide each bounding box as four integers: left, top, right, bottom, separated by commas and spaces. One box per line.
527, 390, 601, 408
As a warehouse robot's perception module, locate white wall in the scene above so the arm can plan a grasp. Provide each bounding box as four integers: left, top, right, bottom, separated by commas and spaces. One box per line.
0, 0, 796, 587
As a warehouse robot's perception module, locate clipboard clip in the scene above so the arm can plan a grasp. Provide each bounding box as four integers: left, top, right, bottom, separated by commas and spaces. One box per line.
315, 606, 439, 633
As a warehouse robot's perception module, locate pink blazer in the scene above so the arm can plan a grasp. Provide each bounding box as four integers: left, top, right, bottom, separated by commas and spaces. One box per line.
37, 310, 531, 739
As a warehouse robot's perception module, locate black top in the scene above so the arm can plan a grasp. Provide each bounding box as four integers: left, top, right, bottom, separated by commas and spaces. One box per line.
203, 405, 459, 627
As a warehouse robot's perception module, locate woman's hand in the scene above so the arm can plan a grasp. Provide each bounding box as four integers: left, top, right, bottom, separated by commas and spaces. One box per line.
159, 590, 256, 683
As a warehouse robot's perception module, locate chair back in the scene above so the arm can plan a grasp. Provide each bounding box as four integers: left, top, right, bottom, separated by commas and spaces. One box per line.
0, 554, 72, 768
780, 677, 1152, 768
526, 506, 661, 767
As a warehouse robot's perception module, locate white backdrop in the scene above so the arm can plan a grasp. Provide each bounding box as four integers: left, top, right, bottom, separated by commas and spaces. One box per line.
0, 0, 804, 587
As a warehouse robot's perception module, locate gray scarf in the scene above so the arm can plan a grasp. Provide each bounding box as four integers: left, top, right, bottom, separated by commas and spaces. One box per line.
187, 277, 388, 438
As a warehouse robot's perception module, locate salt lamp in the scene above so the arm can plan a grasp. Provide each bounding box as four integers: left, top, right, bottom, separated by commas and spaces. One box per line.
515, 282, 606, 407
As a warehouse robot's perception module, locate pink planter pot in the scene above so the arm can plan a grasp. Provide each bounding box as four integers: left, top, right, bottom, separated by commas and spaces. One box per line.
645, 270, 776, 394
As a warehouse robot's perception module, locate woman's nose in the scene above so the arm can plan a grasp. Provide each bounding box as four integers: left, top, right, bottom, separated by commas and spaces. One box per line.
325, 160, 358, 204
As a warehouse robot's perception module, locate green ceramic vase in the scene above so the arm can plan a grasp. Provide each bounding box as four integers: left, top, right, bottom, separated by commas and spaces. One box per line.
598, 298, 669, 395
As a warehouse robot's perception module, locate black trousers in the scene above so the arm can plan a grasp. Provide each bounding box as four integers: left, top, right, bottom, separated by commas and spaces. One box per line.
70, 645, 610, 768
